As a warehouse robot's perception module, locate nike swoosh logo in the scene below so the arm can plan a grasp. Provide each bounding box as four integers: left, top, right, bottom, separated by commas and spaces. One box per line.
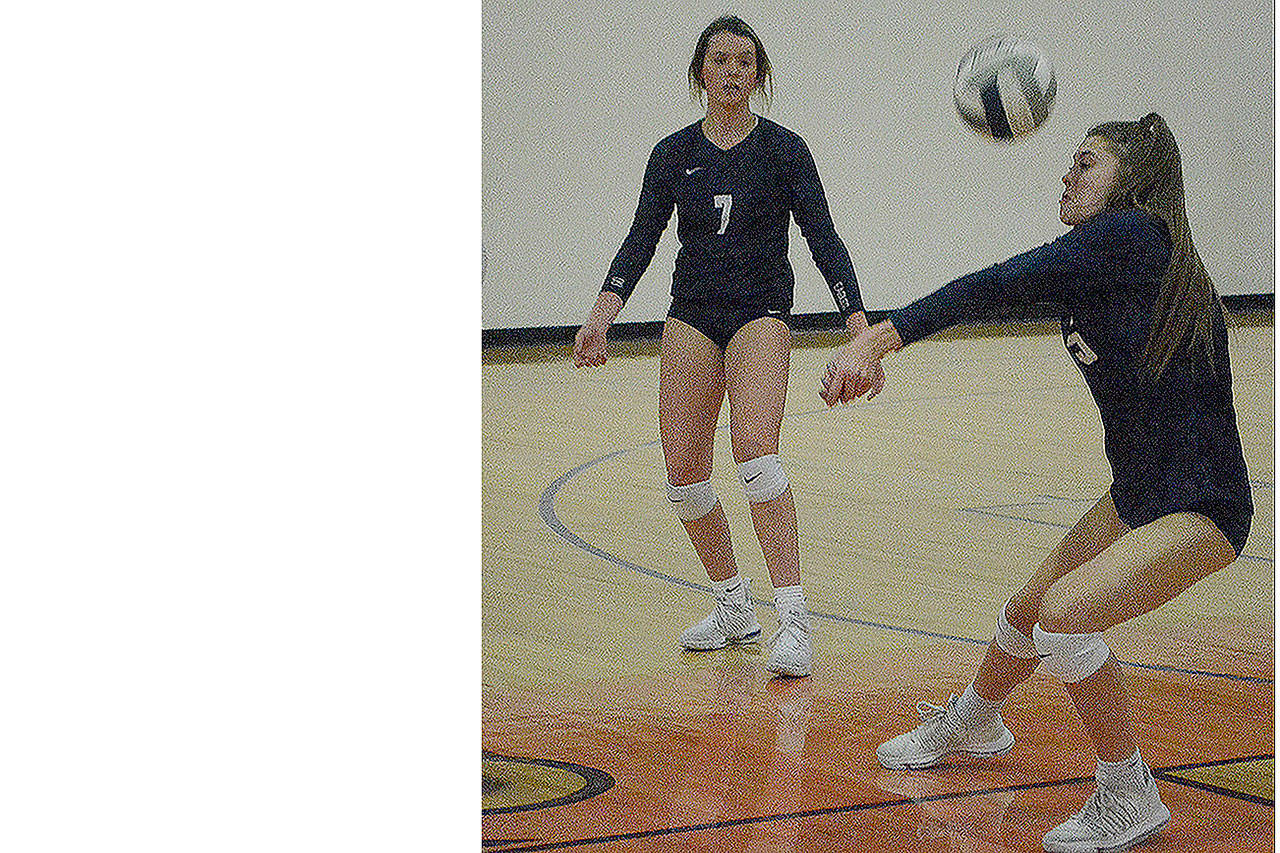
685, 167, 704, 175
744, 472, 762, 483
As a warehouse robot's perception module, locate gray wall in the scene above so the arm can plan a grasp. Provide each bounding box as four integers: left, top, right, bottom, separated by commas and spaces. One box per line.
482, 0, 1274, 329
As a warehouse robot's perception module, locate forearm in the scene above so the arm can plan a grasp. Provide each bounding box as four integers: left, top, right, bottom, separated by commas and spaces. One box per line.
845, 311, 869, 335
863, 320, 904, 359
587, 290, 624, 327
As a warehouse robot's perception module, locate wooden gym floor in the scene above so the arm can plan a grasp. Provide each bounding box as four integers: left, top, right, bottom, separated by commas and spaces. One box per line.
481, 315, 1274, 852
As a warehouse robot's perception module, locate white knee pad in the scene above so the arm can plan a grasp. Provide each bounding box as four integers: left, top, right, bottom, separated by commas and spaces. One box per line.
1032, 623, 1111, 683
667, 479, 718, 522
995, 599, 1038, 660
738, 454, 789, 503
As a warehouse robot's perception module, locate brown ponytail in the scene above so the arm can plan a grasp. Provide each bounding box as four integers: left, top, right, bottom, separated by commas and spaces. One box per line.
1088, 113, 1218, 379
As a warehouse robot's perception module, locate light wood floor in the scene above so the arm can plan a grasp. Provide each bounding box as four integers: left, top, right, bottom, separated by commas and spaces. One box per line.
481, 317, 1273, 852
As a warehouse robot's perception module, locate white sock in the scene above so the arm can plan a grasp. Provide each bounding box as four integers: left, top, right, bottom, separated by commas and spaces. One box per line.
1097, 748, 1148, 793
713, 574, 748, 606
954, 682, 1001, 726
774, 585, 806, 617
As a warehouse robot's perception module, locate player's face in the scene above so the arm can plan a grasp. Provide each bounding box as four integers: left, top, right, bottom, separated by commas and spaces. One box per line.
1060, 136, 1121, 225
701, 32, 757, 109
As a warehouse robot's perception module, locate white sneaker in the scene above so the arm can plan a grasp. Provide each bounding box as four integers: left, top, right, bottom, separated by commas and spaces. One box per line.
678, 578, 761, 650
766, 609, 812, 677
1042, 767, 1170, 853
876, 694, 1015, 770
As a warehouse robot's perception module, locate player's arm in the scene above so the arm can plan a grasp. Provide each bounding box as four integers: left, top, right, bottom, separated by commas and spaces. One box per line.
821, 213, 1134, 403
783, 134, 884, 396
891, 213, 1132, 345
576, 144, 675, 368
600, 144, 677, 308
786, 135, 866, 322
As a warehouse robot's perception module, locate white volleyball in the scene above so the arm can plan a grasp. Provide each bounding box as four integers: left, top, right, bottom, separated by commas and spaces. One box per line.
954, 36, 1055, 140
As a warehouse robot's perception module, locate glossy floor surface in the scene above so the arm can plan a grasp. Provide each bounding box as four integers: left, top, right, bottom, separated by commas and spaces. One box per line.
482, 319, 1274, 852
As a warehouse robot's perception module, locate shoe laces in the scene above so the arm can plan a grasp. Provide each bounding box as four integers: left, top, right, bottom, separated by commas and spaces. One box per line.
913, 695, 965, 752
710, 583, 750, 629
1074, 783, 1145, 836
769, 609, 807, 646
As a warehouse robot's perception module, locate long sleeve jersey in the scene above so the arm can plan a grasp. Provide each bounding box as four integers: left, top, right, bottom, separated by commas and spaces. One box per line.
602, 117, 863, 317
889, 208, 1251, 525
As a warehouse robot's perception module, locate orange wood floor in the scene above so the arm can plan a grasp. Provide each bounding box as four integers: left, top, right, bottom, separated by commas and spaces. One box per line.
482, 323, 1274, 852
483, 641, 1272, 852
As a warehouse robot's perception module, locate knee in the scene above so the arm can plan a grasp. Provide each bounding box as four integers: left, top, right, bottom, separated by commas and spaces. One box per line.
738, 454, 789, 503
1031, 573, 1113, 683
1036, 583, 1094, 634
732, 436, 776, 466
667, 479, 718, 522
1032, 622, 1111, 683
1005, 588, 1043, 637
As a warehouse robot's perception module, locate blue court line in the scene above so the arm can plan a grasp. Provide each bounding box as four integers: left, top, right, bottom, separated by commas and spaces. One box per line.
960, 507, 1075, 529
485, 753, 1275, 851
540, 409, 1273, 686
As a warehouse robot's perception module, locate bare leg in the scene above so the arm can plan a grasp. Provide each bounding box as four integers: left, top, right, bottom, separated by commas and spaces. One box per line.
971, 494, 1130, 702
1063, 657, 1135, 762
724, 317, 798, 589
1039, 510, 1237, 761
659, 317, 736, 581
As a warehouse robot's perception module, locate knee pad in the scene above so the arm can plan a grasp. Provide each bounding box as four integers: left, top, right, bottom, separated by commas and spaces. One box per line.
995, 599, 1038, 660
1032, 623, 1111, 683
738, 454, 789, 503
667, 479, 718, 522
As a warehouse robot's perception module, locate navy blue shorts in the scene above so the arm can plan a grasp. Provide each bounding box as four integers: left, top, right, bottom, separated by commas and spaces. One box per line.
667, 293, 791, 350
1110, 483, 1253, 557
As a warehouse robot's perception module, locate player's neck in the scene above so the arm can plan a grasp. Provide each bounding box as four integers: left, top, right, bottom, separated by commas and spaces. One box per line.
702, 106, 757, 150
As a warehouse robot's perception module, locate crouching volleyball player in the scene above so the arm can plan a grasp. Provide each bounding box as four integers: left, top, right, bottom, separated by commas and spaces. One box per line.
823, 113, 1253, 852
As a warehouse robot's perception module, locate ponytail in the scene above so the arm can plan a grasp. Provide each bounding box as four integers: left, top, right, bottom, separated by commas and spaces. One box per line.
1089, 113, 1218, 379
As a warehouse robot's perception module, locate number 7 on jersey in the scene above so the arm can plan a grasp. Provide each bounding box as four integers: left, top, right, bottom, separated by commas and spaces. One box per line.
714, 194, 733, 235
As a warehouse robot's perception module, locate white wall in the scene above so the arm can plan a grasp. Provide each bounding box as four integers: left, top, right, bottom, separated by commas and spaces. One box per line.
482, 0, 1274, 329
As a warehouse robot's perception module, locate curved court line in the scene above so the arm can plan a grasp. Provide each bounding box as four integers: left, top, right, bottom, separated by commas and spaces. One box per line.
484, 753, 1274, 852
539, 444, 990, 648
540, 405, 1274, 685
482, 752, 615, 816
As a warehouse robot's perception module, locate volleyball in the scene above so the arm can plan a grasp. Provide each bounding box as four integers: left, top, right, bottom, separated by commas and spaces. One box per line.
953, 36, 1055, 140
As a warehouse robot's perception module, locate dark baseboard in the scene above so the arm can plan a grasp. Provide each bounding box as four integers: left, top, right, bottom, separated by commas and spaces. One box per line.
483, 294, 1272, 349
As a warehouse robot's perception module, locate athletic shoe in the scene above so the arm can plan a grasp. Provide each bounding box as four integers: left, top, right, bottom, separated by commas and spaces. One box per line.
678, 578, 761, 650
876, 694, 1015, 770
1042, 766, 1170, 853
765, 609, 812, 677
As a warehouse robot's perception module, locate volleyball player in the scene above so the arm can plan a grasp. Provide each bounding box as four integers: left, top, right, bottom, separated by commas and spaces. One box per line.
574, 16, 878, 677
823, 114, 1252, 851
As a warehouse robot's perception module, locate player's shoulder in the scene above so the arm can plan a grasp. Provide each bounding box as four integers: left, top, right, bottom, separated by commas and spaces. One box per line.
757, 117, 806, 148
652, 121, 703, 157
1070, 208, 1171, 273
754, 118, 816, 167
1081, 207, 1167, 242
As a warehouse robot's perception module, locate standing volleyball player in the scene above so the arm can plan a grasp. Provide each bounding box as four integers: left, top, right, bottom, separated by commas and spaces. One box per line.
574, 16, 876, 677
823, 113, 1253, 851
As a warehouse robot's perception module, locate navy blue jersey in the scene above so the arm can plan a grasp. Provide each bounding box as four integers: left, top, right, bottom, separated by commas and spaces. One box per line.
891, 208, 1252, 547
602, 117, 862, 316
